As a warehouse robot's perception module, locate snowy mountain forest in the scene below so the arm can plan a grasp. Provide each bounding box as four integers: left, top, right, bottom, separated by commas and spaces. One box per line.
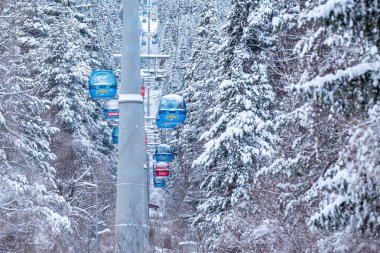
1, 0, 379, 252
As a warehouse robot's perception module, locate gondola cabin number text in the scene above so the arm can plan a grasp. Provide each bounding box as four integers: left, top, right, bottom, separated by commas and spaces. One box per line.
96, 89, 109, 95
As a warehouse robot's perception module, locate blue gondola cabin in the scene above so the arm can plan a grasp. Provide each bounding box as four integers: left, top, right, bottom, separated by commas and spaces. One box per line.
155, 144, 173, 162
158, 94, 187, 124
88, 70, 117, 99
103, 98, 119, 120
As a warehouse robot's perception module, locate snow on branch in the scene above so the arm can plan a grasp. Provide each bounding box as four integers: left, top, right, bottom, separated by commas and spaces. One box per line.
292, 62, 380, 93
299, 0, 354, 24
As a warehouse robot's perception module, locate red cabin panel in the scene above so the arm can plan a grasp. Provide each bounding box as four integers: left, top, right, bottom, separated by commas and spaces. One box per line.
107, 112, 119, 117
155, 170, 169, 177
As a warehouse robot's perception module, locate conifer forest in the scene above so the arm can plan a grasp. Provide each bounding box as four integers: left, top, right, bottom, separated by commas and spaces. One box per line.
0, 0, 379, 252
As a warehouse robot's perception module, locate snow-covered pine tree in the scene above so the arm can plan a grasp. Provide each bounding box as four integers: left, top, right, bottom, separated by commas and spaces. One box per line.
257, 0, 380, 251
158, 0, 203, 93
89, 0, 122, 68
0, 1, 72, 251
293, 0, 380, 113
192, 0, 276, 251
157, 0, 222, 247
36, 1, 117, 251
291, 1, 380, 249
179, 0, 221, 202
233, 1, 335, 252
311, 103, 380, 252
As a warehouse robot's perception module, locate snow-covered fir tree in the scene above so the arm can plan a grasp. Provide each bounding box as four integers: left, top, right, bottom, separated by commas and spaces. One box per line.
259, 0, 380, 251
191, 0, 276, 251
0, 1, 71, 251
155, 0, 223, 248
293, 0, 380, 250
1, 0, 119, 251
293, 0, 380, 114
158, 0, 203, 92
36, 1, 117, 251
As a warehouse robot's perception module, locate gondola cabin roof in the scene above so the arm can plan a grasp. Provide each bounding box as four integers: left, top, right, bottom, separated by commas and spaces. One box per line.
89, 70, 117, 86
104, 99, 119, 109
155, 162, 169, 170
162, 94, 183, 101
156, 144, 172, 153
159, 94, 186, 109
154, 177, 166, 183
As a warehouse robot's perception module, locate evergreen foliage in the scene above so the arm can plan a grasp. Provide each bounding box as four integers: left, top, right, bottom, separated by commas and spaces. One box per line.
0, 1, 71, 251
1, 0, 379, 252
155, 0, 380, 252
0, 0, 118, 251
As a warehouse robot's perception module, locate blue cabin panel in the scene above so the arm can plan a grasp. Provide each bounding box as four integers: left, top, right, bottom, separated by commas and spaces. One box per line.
154, 182, 166, 188
156, 118, 177, 129
153, 177, 166, 188
112, 126, 119, 144
155, 153, 173, 162
103, 109, 120, 120
158, 110, 186, 124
